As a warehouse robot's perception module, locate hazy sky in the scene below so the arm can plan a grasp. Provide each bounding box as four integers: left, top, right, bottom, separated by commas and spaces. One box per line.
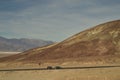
0, 0, 120, 41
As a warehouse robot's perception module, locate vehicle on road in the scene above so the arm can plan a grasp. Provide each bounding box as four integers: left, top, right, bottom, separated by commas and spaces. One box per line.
47, 66, 53, 69
54, 66, 62, 69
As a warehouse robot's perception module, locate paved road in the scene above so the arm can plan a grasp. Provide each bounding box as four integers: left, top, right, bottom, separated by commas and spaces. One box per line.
0, 65, 120, 72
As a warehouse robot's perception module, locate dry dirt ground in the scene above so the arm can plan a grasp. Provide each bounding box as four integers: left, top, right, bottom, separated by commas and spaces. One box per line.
0, 54, 13, 58
0, 52, 19, 58
0, 67, 120, 80
0, 62, 120, 80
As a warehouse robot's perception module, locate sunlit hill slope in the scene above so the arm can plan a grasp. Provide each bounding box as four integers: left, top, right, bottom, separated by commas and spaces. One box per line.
0, 20, 120, 64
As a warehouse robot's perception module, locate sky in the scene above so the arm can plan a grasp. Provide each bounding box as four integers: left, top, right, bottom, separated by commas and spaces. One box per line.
0, 0, 120, 42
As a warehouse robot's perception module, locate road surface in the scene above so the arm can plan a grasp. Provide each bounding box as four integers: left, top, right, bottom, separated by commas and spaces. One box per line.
0, 65, 120, 72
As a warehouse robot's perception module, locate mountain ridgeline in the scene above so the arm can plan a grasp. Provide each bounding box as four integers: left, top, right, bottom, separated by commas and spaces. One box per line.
0, 37, 54, 52
0, 20, 120, 63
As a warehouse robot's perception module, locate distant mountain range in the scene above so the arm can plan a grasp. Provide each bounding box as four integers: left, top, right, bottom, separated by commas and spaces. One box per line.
0, 36, 54, 52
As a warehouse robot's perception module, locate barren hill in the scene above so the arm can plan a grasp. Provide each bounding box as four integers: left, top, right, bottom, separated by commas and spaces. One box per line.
0, 20, 120, 63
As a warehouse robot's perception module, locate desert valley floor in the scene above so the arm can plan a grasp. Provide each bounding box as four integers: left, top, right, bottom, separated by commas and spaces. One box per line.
0, 64, 120, 80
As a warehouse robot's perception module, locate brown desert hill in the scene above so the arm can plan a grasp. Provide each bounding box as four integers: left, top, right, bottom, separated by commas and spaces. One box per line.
0, 20, 120, 63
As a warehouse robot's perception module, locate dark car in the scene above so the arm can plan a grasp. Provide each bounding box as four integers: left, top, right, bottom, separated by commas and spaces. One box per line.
47, 66, 53, 69
54, 66, 62, 69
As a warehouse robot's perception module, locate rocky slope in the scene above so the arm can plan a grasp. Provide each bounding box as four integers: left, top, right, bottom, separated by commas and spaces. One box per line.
0, 20, 120, 63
